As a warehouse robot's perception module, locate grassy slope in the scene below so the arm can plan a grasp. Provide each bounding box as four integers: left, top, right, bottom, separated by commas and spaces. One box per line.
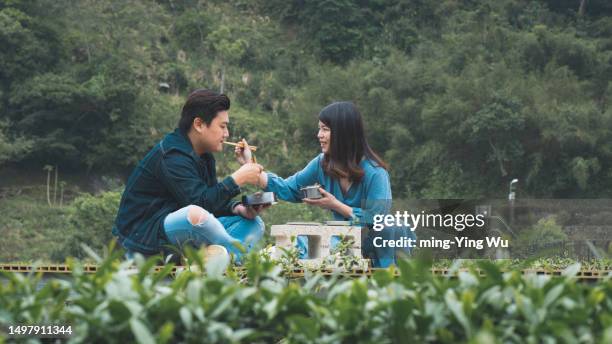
0, 186, 72, 261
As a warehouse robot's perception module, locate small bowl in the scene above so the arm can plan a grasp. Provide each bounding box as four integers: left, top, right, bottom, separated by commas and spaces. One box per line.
242, 191, 276, 206
300, 184, 323, 199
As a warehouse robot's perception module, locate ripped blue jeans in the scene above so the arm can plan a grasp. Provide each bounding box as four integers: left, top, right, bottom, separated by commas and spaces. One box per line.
126, 205, 265, 261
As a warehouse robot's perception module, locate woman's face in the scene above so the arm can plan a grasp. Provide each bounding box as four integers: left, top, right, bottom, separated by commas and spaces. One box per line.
317, 120, 331, 154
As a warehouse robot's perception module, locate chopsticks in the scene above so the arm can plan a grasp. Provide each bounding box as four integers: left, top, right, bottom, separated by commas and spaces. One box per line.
223, 141, 258, 152
224, 140, 259, 164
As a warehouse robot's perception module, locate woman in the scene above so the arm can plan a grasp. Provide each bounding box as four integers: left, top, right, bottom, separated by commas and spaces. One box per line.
258, 101, 415, 267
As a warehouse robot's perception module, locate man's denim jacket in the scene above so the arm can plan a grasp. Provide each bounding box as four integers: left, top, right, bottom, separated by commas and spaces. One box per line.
112, 129, 240, 254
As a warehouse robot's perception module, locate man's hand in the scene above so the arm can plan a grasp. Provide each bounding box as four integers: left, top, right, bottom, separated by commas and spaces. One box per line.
231, 163, 264, 186
234, 138, 253, 165
233, 203, 270, 219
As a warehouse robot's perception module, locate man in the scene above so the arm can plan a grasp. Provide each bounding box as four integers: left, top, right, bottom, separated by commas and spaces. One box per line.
112, 89, 265, 260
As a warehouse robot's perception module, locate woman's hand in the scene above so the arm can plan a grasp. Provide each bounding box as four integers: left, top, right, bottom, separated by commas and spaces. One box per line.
258, 171, 268, 189
302, 188, 340, 210
303, 188, 354, 218
234, 138, 253, 165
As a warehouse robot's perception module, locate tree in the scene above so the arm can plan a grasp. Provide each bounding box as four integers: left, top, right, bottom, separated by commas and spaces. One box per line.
461, 95, 525, 177
0, 120, 32, 166
209, 24, 248, 93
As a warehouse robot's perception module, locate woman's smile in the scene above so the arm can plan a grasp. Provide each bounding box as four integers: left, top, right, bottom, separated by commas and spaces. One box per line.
319, 140, 328, 152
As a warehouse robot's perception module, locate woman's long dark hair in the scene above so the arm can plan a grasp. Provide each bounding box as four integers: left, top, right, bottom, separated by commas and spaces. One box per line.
319, 102, 388, 183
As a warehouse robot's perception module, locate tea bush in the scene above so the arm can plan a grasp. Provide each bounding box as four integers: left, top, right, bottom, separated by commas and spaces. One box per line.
1, 247, 612, 343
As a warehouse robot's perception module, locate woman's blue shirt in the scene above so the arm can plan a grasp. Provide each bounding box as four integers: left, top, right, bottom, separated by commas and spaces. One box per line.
265, 154, 391, 225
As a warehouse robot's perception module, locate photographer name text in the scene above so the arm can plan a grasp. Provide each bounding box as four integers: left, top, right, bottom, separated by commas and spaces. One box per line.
373, 236, 509, 249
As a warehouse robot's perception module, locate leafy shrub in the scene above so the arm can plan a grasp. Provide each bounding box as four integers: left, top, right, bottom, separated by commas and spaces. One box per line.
52, 191, 121, 261
1, 247, 612, 343
514, 216, 570, 258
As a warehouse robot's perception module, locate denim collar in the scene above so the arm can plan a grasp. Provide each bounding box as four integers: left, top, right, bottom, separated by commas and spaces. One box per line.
167, 128, 213, 161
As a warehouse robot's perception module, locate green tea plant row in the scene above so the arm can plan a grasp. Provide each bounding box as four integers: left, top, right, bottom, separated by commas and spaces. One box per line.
1, 248, 612, 344
430, 257, 612, 272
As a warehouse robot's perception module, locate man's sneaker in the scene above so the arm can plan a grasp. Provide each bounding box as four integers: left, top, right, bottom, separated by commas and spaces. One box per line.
202, 244, 230, 262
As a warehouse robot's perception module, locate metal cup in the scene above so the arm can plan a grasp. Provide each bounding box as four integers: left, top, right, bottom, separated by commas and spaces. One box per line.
300, 184, 323, 199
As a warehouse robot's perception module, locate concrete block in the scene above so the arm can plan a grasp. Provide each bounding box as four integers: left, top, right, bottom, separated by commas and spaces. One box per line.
270, 222, 362, 260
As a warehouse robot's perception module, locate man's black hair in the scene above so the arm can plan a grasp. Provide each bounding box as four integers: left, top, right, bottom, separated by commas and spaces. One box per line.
178, 89, 230, 134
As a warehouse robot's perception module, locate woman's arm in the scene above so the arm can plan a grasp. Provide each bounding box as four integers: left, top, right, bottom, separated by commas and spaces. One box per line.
260, 155, 322, 202
333, 201, 354, 218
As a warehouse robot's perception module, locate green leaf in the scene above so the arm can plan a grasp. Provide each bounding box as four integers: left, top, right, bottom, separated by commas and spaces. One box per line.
288, 315, 320, 340
373, 269, 393, 287
543, 284, 564, 308
157, 322, 174, 344
130, 318, 155, 344
107, 300, 131, 322
231, 328, 255, 342
562, 263, 581, 278
445, 289, 472, 338
476, 260, 503, 283
179, 306, 192, 329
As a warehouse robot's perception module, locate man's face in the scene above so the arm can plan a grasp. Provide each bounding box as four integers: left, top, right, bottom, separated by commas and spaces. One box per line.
194, 111, 229, 153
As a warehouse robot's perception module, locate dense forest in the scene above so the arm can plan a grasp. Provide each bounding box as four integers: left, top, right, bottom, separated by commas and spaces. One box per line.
2, 0, 612, 200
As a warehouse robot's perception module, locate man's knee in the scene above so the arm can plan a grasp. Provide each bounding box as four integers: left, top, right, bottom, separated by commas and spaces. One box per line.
187, 205, 209, 225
